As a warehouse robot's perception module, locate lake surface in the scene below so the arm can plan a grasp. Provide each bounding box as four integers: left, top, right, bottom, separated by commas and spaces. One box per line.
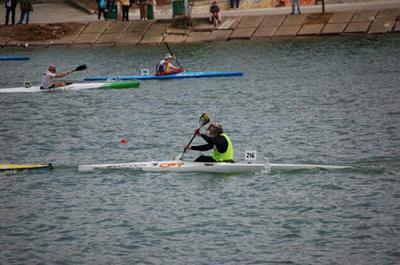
1, 35, 400, 264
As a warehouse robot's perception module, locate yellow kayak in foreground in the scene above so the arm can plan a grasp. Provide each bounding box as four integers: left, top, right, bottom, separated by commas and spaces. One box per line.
0, 163, 53, 172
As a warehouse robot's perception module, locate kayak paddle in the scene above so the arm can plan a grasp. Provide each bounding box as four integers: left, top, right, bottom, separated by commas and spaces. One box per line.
71, 64, 87, 73
164, 42, 184, 70
175, 112, 210, 160
62, 65, 87, 86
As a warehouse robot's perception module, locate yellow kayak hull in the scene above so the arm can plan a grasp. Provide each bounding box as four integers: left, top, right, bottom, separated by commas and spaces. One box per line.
0, 163, 53, 172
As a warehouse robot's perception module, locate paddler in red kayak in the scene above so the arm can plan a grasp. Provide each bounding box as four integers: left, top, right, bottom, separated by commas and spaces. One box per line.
155, 53, 184, 76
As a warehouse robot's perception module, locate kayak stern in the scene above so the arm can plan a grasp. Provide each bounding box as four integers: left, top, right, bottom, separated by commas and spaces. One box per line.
100, 80, 140, 89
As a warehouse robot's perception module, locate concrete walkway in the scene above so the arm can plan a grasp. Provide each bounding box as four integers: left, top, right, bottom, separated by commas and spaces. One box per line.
0, 3, 95, 24
1, 0, 399, 24
215, 0, 400, 17
0, 0, 399, 47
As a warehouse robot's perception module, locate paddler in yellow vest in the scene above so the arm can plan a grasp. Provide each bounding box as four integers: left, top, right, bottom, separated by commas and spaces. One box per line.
185, 122, 234, 162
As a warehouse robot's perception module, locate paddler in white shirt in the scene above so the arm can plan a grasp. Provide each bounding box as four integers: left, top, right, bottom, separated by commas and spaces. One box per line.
185, 122, 234, 163
155, 53, 184, 76
40, 64, 71, 90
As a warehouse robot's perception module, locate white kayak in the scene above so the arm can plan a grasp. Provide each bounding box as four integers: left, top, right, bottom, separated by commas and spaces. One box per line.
0, 80, 140, 93
78, 160, 350, 174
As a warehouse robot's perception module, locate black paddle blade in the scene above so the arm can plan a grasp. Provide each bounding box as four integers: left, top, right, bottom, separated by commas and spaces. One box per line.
74, 65, 87, 72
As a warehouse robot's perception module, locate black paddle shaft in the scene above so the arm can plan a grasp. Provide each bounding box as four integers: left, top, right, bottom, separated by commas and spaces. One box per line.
164, 42, 184, 70
179, 131, 198, 159
180, 122, 208, 158
177, 113, 209, 160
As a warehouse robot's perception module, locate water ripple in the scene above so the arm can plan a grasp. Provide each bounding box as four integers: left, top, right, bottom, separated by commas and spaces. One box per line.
1, 35, 400, 264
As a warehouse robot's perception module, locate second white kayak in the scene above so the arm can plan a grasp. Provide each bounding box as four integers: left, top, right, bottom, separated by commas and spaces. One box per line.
0, 80, 140, 93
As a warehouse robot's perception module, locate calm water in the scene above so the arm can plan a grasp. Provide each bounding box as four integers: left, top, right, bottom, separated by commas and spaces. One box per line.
1, 35, 400, 264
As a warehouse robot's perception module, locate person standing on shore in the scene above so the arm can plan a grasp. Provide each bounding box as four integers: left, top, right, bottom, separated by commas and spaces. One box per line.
291, 0, 301, 15
4, 0, 18, 25
146, 0, 156, 20
97, 0, 106, 20
119, 0, 130, 21
136, 0, 148, 20
17, 0, 33, 24
230, 0, 239, 9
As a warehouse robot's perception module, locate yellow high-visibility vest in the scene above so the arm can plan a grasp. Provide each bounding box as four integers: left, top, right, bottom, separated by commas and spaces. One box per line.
213, 133, 233, 162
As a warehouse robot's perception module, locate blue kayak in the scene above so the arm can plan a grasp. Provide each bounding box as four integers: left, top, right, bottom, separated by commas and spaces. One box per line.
84, 71, 243, 81
0, 56, 30, 61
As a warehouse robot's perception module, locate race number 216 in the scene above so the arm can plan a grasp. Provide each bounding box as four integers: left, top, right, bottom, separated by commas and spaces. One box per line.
245, 150, 257, 161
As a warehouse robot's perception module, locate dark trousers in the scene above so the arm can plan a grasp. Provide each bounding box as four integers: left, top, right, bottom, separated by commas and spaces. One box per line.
5, 6, 16, 25
122, 5, 129, 21
18, 10, 30, 24
98, 7, 106, 20
194, 155, 216, 162
230, 0, 239, 8
138, 4, 147, 20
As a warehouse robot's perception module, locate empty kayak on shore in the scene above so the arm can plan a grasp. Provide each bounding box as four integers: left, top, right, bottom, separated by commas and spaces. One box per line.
0, 55, 30, 61
0, 80, 140, 93
84, 71, 243, 81
0, 163, 53, 172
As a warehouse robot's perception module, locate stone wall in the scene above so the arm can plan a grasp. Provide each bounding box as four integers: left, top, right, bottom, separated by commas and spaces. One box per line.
1, 8, 399, 47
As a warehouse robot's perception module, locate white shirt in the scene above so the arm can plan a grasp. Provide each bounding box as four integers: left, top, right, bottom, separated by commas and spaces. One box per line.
156, 59, 167, 73
40, 71, 56, 89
